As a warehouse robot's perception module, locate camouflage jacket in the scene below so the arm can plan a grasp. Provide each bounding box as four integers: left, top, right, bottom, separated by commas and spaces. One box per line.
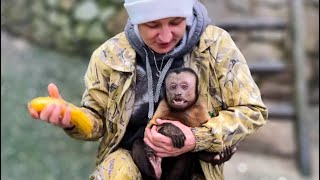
65, 25, 268, 179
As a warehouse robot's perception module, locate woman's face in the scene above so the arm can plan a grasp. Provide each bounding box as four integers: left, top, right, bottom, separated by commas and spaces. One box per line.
138, 17, 187, 54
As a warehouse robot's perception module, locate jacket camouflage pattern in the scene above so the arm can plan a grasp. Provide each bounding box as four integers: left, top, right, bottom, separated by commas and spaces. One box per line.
65, 25, 268, 179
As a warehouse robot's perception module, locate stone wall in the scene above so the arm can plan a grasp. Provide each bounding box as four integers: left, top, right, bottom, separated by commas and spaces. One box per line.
1, 0, 128, 56
203, 0, 319, 100
206, 1, 318, 62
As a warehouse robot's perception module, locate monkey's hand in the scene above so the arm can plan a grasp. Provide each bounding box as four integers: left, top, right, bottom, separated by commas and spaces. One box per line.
157, 123, 186, 148
197, 146, 236, 165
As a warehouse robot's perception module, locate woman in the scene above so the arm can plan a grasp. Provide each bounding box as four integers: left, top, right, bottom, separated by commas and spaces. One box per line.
28, 0, 268, 179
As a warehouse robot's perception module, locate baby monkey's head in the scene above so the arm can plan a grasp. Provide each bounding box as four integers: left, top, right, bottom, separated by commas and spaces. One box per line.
164, 68, 199, 111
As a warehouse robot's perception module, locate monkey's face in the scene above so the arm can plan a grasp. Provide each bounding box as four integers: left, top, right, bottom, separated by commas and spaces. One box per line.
165, 72, 197, 110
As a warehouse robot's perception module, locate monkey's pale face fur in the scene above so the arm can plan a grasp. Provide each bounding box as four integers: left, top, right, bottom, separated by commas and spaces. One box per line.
164, 71, 197, 110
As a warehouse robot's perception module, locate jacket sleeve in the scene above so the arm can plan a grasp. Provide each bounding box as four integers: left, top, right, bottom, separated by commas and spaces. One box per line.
64, 48, 111, 141
191, 30, 268, 153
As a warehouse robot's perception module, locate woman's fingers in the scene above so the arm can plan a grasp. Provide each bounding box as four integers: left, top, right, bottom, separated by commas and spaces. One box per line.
144, 126, 174, 154
45, 105, 73, 128
144, 137, 168, 154
156, 119, 182, 127
48, 83, 61, 99
48, 105, 62, 125
151, 126, 172, 146
27, 104, 39, 119
60, 107, 72, 128
27, 83, 73, 129
39, 104, 55, 121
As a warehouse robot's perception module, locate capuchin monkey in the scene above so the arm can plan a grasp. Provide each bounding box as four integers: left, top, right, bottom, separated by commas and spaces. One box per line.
131, 68, 236, 180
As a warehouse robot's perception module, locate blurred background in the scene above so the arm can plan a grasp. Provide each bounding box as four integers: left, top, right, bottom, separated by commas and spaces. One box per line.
1, 0, 318, 180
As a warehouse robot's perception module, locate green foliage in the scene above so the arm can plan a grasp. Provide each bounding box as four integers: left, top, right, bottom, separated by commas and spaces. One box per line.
1, 34, 99, 180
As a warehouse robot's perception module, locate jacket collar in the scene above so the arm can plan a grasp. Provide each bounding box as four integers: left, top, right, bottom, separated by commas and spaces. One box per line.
197, 25, 221, 53
102, 25, 220, 72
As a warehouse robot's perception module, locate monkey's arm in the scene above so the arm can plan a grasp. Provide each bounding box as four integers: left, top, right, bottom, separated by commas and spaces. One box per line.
131, 139, 161, 179
190, 30, 268, 153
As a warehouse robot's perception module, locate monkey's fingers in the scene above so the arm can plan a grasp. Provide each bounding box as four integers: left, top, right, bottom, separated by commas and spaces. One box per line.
223, 146, 236, 162
212, 152, 222, 163
172, 136, 183, 148
213, 151, 227, 164
222, 146, 230, 161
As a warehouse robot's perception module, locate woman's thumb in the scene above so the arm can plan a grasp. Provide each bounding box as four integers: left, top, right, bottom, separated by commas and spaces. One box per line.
155, 118, 163, 124
48, 83, 61, 99
155, 118, 169, 125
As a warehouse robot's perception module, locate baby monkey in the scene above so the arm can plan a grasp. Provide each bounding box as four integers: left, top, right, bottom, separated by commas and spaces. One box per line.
132, 68, 236, 180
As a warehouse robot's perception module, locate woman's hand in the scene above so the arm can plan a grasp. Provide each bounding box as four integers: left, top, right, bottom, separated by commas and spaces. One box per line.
27, 83, 74, 129
144, 119, 196, 158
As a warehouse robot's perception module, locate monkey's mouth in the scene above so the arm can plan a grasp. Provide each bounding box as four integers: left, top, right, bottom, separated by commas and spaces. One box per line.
172, 98, 187, 106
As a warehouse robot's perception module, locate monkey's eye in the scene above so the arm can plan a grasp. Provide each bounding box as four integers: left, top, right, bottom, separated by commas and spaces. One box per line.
181, 84, 188, 90
170, 84, 177, 90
